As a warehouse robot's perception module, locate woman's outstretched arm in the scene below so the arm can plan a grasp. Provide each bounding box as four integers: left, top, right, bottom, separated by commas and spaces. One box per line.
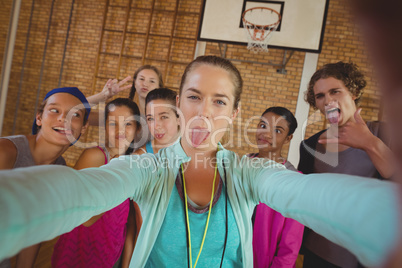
252, 166, 399, 267
0, 154, 151, 260
240, 156, 399, 267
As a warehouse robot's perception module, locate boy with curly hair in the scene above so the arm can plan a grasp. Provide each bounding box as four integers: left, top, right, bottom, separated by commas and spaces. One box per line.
298, 61, 394, 268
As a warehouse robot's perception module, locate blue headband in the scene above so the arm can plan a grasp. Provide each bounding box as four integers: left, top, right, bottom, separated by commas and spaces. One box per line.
32, 87, 91, 135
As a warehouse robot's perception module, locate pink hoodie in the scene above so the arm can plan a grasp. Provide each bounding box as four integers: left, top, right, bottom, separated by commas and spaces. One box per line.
253, 202, 304, 267
249, 154, 304, 268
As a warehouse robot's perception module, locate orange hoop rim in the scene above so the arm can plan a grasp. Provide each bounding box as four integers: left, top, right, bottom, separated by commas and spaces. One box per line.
242, 7, 281, 29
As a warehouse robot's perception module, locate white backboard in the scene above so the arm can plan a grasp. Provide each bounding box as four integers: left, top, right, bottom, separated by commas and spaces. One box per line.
198, 0, 329, 53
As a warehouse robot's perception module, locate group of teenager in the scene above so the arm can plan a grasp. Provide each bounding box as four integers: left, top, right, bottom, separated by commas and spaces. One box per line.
0, 56, 397, 268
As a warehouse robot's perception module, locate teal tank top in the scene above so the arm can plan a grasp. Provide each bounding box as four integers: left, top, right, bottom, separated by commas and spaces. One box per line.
145, 176, 242, 267
146, 141, 153, 154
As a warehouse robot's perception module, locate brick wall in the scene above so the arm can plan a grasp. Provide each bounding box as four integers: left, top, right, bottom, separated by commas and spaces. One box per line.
304, 0, 382, 143
0, 0, 381, 167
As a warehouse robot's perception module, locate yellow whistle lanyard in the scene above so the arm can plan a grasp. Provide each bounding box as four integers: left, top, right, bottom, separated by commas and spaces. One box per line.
181, 163, 217, 268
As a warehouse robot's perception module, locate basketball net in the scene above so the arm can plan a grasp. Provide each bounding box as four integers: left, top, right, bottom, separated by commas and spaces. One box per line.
242, 7, 281, 53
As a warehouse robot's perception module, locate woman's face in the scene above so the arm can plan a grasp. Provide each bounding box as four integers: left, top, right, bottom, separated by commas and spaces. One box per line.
134, 69, 160, 100
146, 99, 180, 147
36, 93, 87, 146
177, 64, 239, 150
106, 105, 137, 152
256, 112, 291, 153
313, 77, 357, 126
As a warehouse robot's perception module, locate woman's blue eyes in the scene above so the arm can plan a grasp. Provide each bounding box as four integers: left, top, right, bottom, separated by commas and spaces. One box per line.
187, 96, 226, 105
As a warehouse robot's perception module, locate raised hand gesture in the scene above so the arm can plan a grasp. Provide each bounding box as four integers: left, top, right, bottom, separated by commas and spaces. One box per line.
87, 76, 132, 105
319, 108, 374, 150
319, 108, 394, 178
101, 76, 132, 101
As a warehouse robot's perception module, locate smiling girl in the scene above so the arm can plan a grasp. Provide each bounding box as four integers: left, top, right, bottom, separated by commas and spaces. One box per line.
0, 87, 90, 268
0, 56, 398, 268
51, 98, 140, 268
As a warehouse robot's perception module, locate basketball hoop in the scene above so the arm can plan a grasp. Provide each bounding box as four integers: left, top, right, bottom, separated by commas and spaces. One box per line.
242, 7, 281, 53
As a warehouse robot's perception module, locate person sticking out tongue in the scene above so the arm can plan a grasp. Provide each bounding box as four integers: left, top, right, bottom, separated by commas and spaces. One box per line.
299, 61, 395, 268
135, 88, 180, 155
190, 126, 210, 148
303, 62, 394, 179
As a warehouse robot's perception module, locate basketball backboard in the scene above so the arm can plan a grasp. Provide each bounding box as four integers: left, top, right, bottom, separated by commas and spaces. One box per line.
198, 0, 329, 53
